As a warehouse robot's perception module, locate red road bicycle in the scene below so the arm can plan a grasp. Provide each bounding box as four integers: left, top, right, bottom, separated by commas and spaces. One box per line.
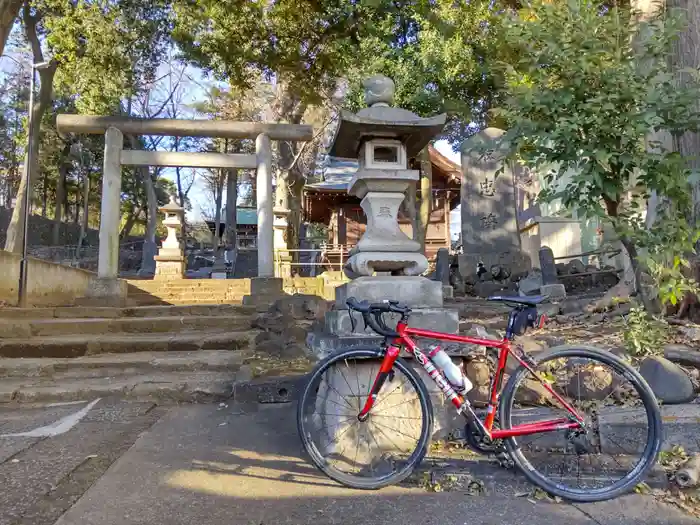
297, 295, 662, 502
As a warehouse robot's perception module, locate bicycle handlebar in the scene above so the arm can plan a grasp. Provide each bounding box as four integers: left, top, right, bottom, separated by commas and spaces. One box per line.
346, 297, 411, 338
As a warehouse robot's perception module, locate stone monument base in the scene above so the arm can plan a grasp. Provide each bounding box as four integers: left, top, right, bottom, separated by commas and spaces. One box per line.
154, 255, 185, 280
325, 308, 458, 336
76, 277, 129, 307
334, 276, 443, 309
310, 275, 459, 358
458, 250, 532, 283
242, 277, 285, 307
540, 283, 566, 301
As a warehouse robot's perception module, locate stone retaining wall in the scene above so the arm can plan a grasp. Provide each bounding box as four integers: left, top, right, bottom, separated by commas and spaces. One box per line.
0, 250, 104, 306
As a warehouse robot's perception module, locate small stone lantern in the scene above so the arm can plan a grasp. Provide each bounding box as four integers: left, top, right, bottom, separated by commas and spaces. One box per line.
154, 195, 186, 280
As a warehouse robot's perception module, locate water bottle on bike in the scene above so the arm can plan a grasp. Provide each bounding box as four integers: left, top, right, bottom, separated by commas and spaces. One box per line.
427, 344, 473, 394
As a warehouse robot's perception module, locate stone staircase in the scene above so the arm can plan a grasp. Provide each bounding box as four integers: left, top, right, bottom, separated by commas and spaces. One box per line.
126, 279, 251, 305
0, 304, 269, 403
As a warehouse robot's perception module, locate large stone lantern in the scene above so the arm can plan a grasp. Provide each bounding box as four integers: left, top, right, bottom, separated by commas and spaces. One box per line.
331, 75, 446, 282
311, 75, 458, 354
154, 195, 186, 280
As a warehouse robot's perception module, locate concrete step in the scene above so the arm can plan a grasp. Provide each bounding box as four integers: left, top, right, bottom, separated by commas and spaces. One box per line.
0, 350, 247, 378
0, 304, 256, 319
126, 280, 250, 292
0, 330, 254, 358
0, 357, 311, 404
0, 315, 252, 338
0, 370, 243, 403
127, 296, 246, 306
127, 289, 249, 298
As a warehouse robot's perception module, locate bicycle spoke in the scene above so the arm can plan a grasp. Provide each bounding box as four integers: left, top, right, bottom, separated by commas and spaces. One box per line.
577, 454, 582, 488
322, 375, 356, 411
321, 395, 357, 412
339, 360, 358, 409
371, 420, 420, 444
371, 378, 411, 410
373, 421, 411, 455
371, 396, 420, 415
370, 414, 422, 421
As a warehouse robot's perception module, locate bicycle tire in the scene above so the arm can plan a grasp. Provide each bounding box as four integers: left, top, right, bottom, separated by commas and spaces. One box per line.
499, 345, 662, 502
297, 346, 433, 490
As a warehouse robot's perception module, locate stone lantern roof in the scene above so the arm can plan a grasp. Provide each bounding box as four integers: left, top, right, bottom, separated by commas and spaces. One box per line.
158, 195, 184, 215
328, 75, 447, 160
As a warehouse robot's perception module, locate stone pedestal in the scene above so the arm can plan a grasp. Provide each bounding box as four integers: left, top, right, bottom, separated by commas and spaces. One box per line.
76, 277, 128, 307
334, 276, 443, 309
154, 255, 186, 280
242, 277, 284, 308
211, 249, 228, 279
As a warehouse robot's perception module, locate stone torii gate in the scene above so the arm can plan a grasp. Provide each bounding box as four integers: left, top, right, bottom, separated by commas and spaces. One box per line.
56, 115, 313, 305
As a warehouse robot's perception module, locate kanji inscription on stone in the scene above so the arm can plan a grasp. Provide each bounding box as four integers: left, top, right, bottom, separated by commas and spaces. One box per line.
378, 206, 392, 218
479, 178, 495, 197
480, 213, 498, 229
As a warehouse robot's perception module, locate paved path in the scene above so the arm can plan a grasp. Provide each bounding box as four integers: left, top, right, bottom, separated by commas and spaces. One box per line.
49, 401, 696, 525
0, 399, 165, 525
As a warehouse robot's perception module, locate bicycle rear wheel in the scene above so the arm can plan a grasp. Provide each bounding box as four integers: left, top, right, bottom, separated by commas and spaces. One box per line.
297, 347, 433, 490
499, 345, 662, 502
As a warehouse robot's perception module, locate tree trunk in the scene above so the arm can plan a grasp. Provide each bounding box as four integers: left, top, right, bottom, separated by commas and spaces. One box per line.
416, 146, 433, 249
213, 168, 224, 247
0, 0, 24, 58
41, 170, 47, 217
52, 147, 69, 245
667, 0, 700, 224
4, 5, 56, 253
76, 170, 89, 258
619, 235, 661, 313
273, 81, 307, 263
139, 167, 157, 275
175, 166, 187, 242
225, 168, 238, 251
120, 207, 140, 240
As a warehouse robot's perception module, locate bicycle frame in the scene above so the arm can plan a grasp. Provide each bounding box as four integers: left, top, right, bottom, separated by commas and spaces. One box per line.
357, 322, 585, 441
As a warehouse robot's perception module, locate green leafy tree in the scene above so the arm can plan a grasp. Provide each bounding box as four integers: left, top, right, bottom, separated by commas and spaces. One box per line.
493, 0, 700, 310
171, 0, 422, 252
4, 0, 171, 253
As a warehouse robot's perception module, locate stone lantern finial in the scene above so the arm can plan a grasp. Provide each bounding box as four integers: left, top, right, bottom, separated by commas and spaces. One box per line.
363, 75, 395, 107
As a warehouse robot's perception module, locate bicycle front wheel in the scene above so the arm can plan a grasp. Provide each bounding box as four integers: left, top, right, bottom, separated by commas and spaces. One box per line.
297, 347, 433, 490
499, 345, 662, 502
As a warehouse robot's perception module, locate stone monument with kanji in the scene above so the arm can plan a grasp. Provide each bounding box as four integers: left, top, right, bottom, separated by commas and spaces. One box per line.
458, 128, 531, 296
